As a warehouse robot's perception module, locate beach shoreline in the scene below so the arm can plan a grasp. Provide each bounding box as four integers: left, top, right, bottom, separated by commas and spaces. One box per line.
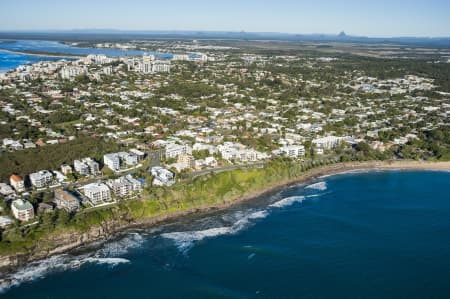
0, 48, 83, 59
1, 160, 449, 276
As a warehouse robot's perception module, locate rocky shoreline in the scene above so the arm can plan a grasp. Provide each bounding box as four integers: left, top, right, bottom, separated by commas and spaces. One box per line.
1, 160, 449, 276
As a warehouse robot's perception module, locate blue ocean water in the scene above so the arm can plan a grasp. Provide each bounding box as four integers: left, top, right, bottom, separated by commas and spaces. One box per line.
2, 170, 450, 298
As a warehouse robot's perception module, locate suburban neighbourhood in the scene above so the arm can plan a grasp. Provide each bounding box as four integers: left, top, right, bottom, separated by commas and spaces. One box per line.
0, 39, 448, 229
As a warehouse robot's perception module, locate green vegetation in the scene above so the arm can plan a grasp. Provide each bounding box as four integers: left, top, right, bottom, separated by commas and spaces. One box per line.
0, 137, 122, 181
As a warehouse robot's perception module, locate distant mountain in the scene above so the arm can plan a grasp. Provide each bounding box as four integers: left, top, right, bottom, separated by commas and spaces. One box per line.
338, 31, 347, 38
0, 30, 449, 47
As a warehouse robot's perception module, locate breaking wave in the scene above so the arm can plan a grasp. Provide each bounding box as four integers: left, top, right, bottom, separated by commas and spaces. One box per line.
0, 255, 131, 293
162, 210, 268, 253
0, 233, 141, 293
95, 232, 144, 257
83, 257, 130, 266
269, 196, 305, 208
305, 181, 327, 191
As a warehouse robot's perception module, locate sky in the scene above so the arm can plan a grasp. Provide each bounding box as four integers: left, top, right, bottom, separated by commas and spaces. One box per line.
1, 0, 449, 37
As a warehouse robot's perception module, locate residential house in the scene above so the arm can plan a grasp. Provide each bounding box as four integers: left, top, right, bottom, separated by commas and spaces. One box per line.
10, 174, 25, 192
0, 183, 14, 196
38, 202, 54, 214
54, 189, 80, 212
61, 164, 73, 175
150, 167, 175, 186
0, 216, 14, 228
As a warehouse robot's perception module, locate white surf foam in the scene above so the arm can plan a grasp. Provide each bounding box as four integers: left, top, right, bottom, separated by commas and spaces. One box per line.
305, 181, 327, 191
0, 255, 74, 293
0, 233, 142, 293
0, 253, 133, 293
162, 210, 268, 252
269, 196, 305, 208
95, 232, 144, 257
83, 257, 130, 266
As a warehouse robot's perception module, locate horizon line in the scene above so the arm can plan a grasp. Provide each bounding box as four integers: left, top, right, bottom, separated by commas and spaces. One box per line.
0, 29, 449, 39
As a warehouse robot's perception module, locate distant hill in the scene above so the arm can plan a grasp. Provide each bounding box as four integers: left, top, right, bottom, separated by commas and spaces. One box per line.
0, 30, 449, 47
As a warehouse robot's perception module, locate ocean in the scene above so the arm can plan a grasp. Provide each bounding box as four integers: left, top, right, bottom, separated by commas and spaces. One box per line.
1, 170, 450, 298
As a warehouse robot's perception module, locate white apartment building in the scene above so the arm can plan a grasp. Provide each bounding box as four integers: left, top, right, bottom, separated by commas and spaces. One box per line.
74, 159, 90, 175
119, 152, 138, 166
218, 142, 267, 162
60, 66, 86, 80
87, 54, 113, 65
193, 143, 218, 154
141, 55, 155, 73
151, 167, 175, 186
280, 145, 305, 158
104, 152, 138, 171
11, 199, 34, 221
104, 153, 121, 171
83, 183, 112, 205
107, 175, 142, 198
165, 144, 193, 159
29, 170, 53, 188
151, 60, 171, 73
172, 54, 190, 61
312, 136, 346, 150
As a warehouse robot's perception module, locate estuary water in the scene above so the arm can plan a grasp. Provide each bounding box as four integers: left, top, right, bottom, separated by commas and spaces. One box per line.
0, 40, 172, 72
1, 170, 450, 298
0, 50, 67, 72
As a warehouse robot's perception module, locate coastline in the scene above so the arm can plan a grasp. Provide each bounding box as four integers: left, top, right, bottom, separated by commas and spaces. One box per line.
1, 160, 449, 275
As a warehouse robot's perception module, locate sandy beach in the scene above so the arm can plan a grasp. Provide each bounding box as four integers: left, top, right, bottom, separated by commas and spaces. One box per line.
0, 48, 83, 59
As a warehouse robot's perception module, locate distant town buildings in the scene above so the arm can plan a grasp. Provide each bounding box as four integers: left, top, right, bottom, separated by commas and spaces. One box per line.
126, 55, 172, 74
60, 66, 87, 80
